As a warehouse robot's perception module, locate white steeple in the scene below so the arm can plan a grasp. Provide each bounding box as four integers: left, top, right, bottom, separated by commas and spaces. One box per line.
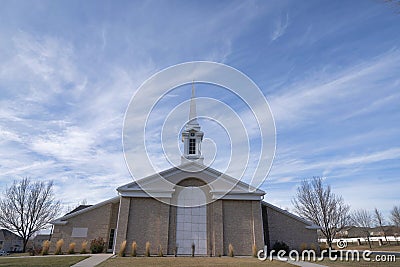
186, 82, 201, 131
181, 82, 204, 164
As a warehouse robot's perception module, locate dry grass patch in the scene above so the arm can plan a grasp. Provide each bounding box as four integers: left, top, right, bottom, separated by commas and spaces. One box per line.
313, 257, 399, 267
97, 257, 293, 267
0, 256, 89, 267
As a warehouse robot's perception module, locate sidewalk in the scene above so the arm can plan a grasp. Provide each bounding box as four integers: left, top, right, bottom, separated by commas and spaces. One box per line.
286, 260, 328, 267
71, 254, 113, 267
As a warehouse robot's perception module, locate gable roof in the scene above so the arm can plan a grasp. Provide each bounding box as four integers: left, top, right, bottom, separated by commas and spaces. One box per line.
50, 196, 120, 225
117, 161, 265, 201
65, 205, 92, 215
0, 229, 23, 240
262, 201, 320, 230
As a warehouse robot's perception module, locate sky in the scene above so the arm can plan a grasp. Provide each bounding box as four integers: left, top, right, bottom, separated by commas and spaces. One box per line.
0, 0, 399, 222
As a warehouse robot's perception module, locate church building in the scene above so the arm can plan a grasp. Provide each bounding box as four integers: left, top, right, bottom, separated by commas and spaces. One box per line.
50, 88, 319, 255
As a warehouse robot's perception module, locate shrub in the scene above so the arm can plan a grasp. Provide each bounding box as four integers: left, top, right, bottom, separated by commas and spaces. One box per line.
55, 239, 64, 255
68, 242, 76, 254
158, 244, 164, 257
228, 243, 234, 257
145, 241, 151, 257
80, 241, 88, 254
252, 243, 258, 258
272, 241, 289, 255
118, 240, 127, 257
191, 242, 195, 257
90, 237, 105, 254
310, 243, 317, 253
300, 242, 308, 252
28, 246, 42, 256
131, 241, 137, 257
41, 240, 50, 255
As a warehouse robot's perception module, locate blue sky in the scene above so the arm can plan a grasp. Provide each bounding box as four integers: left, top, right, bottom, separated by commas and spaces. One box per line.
0, 0, 399, 220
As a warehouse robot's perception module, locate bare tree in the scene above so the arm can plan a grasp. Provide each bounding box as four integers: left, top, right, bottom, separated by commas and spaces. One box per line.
391, 205, 400, 244
0, 177, 61, 252
292, 176, 350, 248
374, 208, 388, 244
391, 205, 400, 228
352, 209, 373, 248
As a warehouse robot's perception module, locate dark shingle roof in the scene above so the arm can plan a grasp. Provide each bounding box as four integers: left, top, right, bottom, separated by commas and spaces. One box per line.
65, 205, 92, 215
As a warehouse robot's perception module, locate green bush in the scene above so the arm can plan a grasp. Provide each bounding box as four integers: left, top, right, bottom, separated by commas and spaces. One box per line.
90, 237, 105, 254
272, 241, 289, 255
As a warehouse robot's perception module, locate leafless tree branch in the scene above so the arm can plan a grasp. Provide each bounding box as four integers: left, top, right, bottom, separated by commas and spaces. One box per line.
292, 176, 350, 248
0, 177, 60, 252
351, 209, 373, 248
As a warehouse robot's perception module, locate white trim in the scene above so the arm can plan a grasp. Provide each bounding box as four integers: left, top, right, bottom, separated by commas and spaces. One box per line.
50, 220, 68, 225
117, 161, 265, 197
306, 225, 321, 230
216, 194, 264, 201
112, 196, 122, 255
119, 190, 174, 198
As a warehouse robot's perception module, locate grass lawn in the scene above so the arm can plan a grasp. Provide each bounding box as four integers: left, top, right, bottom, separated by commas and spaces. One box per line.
0, 255, 89, 267
312, 257, 399, 267
5, 253, 30, 257
97, 256, 292, 267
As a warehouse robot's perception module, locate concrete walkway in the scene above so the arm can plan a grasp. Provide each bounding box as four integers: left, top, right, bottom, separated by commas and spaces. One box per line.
286, 260, 328, 267
71, 254, 113, 267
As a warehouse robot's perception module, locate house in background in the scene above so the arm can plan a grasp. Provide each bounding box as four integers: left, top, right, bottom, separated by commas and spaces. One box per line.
0, 229, 23, 252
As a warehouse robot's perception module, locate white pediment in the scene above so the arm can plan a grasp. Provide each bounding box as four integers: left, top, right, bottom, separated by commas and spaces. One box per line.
117, 161, 265, 201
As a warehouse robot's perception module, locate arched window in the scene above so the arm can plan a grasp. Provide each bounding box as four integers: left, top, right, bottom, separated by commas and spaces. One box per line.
176, 187, 207, 255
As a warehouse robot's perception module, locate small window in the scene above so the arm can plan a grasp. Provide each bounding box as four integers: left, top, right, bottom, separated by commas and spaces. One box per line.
71, 227, 88, 238
189, 139, 196, 154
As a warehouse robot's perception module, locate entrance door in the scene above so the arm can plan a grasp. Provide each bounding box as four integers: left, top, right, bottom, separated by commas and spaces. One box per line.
176, 187, 207, 255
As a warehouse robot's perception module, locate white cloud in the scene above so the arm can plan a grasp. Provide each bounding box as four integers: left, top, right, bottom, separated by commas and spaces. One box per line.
267, 146, 400, 185
268, 49, 400, 126
271, 13, 289, 41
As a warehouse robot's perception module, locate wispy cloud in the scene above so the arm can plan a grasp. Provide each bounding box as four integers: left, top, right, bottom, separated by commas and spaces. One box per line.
269, 49, 400, 126
271, 13, 289, 41
0, 1, 399, 216
269, 147, 400, 181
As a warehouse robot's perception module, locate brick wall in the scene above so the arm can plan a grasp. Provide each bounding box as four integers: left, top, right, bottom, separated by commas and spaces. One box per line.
265, 205, 318, 251
51, 202, 117, 252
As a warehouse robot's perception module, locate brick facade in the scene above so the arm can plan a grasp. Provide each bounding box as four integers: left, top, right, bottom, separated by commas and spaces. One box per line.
263, 203, 319, 251
50, 201, 119, 252
51, 175, 318, 256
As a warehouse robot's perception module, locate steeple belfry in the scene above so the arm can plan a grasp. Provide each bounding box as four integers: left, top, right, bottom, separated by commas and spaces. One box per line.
181, 82, 204, 164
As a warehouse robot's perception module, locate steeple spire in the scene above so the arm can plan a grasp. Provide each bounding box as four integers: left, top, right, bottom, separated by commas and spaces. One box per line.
189, 81, 197, 121
185, 81, 200, 131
